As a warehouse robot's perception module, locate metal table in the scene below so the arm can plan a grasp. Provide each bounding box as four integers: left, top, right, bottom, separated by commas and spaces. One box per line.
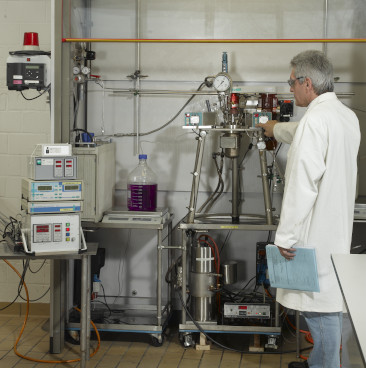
0, 241, 98, 368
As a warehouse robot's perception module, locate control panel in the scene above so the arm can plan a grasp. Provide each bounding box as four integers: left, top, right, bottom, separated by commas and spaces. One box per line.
6, 53, 50, 91
251, 112, 272, 128
7, 63, 45, 90
22, 179, 83, 201
29, 156, 77, 180
223, 303, 270, 319
24, 213, 81, 254
184, 112, 216, 128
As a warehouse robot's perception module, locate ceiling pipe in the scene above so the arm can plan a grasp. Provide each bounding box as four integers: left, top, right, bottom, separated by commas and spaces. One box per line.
63, 38, 366, 43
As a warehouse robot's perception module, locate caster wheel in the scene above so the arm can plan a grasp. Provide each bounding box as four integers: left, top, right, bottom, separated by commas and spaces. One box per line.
179, 332, 195, 348
150, 334, 164, 347
65, 330, 80, 345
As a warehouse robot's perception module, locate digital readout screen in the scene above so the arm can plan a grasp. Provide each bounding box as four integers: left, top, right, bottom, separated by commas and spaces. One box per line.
37, 185, 53, 191
36, 225, 50, 233
64, 185, 79, 191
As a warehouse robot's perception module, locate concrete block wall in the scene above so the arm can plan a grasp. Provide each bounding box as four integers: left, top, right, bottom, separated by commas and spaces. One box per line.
0, 0, 51, 305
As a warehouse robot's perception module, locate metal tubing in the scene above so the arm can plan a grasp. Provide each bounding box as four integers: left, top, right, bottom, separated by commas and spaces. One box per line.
157, 228, 162, 326
231, 157, 239, 223
181, 230, 187, 324
187, 132, 207, 223
49, 260, 65, 354
86, 255, 91, 358
63, 38, 366, 43
296, 310, 300, 358
111, 89, 354, 97
136, 0, 140, 68
168, 221, 172, 314
258, 138, 273, 225
323, 0, 329, 55
275, 301, 279, 327
80, 254, 88, 368
112, 89, 219, 95
134, 0, 141, 155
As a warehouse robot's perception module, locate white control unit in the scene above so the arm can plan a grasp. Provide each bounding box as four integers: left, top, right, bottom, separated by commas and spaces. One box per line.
22, 213, 85, 255
34, 144, 73, 157
22, 179, 83, 201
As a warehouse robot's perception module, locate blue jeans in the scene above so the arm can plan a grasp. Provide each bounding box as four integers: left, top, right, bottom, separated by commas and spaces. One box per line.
302, 311, 342, 368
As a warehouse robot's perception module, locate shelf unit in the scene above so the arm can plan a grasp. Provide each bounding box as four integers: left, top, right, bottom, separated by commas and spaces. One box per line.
67, 209, 174, 346
178, 219, 281, 344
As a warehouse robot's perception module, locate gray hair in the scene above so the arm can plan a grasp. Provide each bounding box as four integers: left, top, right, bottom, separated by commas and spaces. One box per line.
290, 50, 334, 95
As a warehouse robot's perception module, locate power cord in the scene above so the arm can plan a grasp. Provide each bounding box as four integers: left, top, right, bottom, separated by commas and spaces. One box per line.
4, 259, 101, 364
20, 84, 50, 101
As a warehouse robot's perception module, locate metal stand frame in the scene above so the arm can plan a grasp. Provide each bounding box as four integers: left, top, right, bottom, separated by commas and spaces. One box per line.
179, 127, 280, 344
73, 214, 174, 345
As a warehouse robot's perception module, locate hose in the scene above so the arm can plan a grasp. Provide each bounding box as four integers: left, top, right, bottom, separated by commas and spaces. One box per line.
4, 259, 101, 364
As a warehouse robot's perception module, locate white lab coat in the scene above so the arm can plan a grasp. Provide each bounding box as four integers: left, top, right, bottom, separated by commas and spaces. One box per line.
274, 121, 299, 144
274, 92, 360, 313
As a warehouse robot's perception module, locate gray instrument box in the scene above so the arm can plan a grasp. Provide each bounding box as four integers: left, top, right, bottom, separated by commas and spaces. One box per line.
29, 156, 77, 180
73, 142, 116, 222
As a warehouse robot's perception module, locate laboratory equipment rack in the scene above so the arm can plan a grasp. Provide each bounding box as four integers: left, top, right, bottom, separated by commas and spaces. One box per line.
68, 208, 174, 346
178, 216, 282, 347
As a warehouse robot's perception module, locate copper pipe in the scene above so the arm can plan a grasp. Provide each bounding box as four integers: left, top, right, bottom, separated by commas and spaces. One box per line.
63, 38, 366, 43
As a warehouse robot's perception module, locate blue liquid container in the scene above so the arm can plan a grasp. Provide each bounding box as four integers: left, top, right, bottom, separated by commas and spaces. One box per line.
127, 154, 157, 211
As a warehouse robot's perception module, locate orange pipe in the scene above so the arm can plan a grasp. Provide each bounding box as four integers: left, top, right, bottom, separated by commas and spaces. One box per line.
62, 38, 366, 43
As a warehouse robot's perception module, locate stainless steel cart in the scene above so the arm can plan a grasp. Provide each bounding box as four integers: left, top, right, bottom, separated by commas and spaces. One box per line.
69, 208, 173, 346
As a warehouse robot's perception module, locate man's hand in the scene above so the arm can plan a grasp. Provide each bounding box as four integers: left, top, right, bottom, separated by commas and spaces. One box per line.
278, 246, 296, 260
256, 120, 278, 137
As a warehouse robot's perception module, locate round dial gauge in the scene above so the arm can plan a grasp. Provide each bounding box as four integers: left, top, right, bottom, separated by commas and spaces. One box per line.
81, 66, 90, 75
72, 66, 80, 75
259, 116, 269, 124
213, 73, 231, 92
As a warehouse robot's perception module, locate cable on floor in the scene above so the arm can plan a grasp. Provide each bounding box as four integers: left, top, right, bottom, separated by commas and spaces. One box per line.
3, 259, 101, 364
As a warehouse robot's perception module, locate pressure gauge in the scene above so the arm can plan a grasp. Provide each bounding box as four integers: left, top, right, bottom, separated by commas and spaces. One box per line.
213, 73, 232, 92
72, 66, 80, 75
259, 116, 269, 124
81, 66, 90, 75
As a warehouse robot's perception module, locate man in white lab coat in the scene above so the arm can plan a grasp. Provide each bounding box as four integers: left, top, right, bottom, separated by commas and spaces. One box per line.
258, 50, 360, 368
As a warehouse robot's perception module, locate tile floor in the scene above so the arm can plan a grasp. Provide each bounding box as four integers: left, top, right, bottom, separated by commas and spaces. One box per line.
0, 315, 311, 368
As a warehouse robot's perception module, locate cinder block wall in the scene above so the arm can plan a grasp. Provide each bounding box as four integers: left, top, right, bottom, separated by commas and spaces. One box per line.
0, 0, 51, 308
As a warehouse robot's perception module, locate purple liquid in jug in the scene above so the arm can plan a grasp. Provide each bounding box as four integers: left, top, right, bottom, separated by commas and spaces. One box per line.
128, 184, 157, 211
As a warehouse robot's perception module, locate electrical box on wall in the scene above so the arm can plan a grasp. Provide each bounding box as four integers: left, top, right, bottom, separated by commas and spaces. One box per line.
6, 54, 51, 91
73, 142, 116, 222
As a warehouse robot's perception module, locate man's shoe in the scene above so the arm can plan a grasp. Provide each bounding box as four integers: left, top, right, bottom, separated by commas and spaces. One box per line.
288, 361, 309, 368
